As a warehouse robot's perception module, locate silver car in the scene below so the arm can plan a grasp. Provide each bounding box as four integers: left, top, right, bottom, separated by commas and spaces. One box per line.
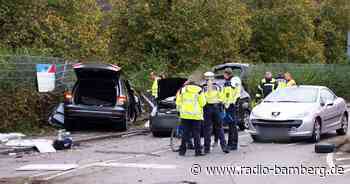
247, 86, 348, 142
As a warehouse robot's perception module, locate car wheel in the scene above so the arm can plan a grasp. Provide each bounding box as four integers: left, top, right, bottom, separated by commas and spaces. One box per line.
112, 117, 128, 131
239, 110, 250, 131
129, 110, 137, 123
336, 114, 348, 136
310, 119, 321, 143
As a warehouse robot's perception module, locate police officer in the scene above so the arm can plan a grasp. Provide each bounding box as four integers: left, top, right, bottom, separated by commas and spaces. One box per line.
150, 72, 161, 100
276, 73, 287, 89
257, 72, 278, 98
203, 72, 230, 154
220, 68, 240, 151
176, 79, 206, 156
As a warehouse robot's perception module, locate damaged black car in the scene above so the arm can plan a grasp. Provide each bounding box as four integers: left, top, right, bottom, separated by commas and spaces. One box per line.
62, 63, 140, 131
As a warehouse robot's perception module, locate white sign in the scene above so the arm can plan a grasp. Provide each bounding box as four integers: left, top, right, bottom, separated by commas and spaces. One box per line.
36, 64, 56, 92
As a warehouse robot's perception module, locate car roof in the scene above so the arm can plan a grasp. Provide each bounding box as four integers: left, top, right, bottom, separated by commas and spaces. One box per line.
212, 63, 249, 71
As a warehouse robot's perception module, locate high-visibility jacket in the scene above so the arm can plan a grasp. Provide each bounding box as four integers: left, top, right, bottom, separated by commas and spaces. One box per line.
176, 85, 206, 120
220, 81, 240, 109
151, 78, 160, 98
203, 83, 221, 104
276, 78, 287, 89
286, 79, 296, 87
258, 78, 278, 98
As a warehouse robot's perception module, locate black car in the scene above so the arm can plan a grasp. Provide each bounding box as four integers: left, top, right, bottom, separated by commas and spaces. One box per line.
150, 78, 187, 136
212, 63, 252, 130
63, 63, 140, 131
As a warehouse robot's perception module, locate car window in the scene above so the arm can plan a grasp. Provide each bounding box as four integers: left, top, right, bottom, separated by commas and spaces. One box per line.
320, 89, 335, 102
264, 87, 318, 103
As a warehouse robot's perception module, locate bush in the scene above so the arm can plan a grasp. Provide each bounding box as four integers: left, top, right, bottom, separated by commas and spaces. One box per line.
0, 85, 59, 134
246, 63, 350, 101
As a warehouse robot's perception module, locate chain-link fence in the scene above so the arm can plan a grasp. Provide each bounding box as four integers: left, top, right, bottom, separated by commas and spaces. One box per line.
0, 55, 76, 93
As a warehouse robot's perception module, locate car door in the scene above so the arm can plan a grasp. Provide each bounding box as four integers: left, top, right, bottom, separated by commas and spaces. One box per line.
320, 89, 341, 131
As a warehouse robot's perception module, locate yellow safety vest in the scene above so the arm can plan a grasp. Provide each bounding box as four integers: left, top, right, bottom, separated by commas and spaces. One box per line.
204, 85, 221, 104
176, 85, 206, 120
151, 78, 159, 98
220, 85, 240, 108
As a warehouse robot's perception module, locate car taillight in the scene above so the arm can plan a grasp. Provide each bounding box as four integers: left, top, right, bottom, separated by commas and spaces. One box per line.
64, 91, 73, 104
117, 95, 127, 105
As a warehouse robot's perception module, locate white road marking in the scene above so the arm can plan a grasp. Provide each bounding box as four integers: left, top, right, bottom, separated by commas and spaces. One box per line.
335, 157, 350, 161
327, 152, 335, 168
95, 162, 177, 169
340, 165, 350, 169
34, 148, 172, 181
327, 152, 350, 174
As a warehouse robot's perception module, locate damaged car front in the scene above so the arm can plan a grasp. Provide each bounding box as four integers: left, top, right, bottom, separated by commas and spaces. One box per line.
150, 78, 187, 137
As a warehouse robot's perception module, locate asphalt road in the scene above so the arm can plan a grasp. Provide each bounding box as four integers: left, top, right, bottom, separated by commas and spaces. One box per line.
1, 127, 349, 184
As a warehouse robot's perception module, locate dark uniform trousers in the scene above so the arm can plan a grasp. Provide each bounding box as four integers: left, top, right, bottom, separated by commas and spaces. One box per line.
204, 104, 227, 152
179, 119, 202, 154
226, 104, 238, 148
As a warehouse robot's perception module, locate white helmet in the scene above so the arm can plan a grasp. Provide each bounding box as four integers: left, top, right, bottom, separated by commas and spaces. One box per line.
231, 76, 241, 88
204, 71, 215, 80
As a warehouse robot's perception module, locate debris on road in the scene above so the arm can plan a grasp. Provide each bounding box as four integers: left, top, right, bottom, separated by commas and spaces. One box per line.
53, 129, 73, 150
0, 133, 25, 143
48, 103, 65, 127
16, 164, 78, 171
315, 143, 336, 153
5, 139, 56, 153
95, 162, 177, 169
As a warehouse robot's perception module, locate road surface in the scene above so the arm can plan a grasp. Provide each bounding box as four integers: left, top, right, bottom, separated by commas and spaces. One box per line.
0, 128, 349, 184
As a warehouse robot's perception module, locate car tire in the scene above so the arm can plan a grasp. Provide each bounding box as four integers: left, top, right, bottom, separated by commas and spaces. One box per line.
120, 119, 128, 131
239, 110, 250, 131
112, 117, 128, 131
315, 143, 336, 153
336, 114, 348, 136
129, 110, 137, 124
310, 119, 321, 143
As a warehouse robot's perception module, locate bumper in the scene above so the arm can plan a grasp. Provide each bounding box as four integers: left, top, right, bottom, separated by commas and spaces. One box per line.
64, 104, 126, 122
150, 113, 179, 132
247, 117, 314, 140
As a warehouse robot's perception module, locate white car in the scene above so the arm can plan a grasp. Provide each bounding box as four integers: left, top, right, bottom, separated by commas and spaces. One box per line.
248, 86, 348, 142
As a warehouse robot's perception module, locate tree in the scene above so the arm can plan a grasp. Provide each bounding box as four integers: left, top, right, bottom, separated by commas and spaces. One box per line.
109, 0, 251, 72
248, 0, 326, 63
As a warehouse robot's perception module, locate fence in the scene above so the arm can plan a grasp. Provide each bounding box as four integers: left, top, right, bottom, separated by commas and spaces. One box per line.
0, 55, 76, 93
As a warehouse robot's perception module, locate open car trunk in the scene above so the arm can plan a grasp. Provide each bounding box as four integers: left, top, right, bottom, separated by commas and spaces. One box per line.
157, 78, 187, 110
73, 64, 120, 107
74, 80, 117, 106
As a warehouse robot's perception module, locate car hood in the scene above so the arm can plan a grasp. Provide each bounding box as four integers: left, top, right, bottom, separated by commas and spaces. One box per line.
252, 102, 318, 120
158, 78, 187, 101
